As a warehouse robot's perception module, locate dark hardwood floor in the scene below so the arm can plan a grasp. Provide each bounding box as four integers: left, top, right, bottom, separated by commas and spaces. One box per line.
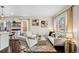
0, 47, 8, 53
54, 46, 65, 53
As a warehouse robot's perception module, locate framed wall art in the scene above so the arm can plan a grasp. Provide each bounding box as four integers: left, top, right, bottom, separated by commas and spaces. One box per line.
41, 20, 48, 27
32, 19, 39, 26
56, 14, 66, 32
56, 13, 66, 38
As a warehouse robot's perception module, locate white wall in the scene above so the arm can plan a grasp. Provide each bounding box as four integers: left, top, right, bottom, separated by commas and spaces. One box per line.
73, 6, 79, 52
4, 16, 53, 35
29, 16, 53, 35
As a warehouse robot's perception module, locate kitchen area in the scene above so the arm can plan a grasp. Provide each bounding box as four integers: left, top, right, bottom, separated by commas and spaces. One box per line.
0, 16, 28, 52
0, 19, 11, 52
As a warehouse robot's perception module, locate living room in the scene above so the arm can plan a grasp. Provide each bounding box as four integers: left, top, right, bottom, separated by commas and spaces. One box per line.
0, 5, 78, 53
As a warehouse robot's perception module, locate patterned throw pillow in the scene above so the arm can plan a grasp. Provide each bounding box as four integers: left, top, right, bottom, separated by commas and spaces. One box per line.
51, 33, 56, 37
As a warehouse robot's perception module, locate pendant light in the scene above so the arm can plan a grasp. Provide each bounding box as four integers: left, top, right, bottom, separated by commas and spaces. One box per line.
0, 6, 5, 19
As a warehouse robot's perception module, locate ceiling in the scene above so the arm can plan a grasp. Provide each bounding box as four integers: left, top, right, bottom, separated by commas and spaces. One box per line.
0, 5, 68, 16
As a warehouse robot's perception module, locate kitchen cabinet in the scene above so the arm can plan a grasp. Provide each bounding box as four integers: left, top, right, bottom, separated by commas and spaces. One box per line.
0, 32, 10, 51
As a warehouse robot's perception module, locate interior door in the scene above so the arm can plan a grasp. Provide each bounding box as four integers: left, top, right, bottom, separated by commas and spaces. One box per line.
21, 20, 28, 32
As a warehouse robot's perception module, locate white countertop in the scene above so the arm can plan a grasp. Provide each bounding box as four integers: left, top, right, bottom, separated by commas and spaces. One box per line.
0, 31, 10, 34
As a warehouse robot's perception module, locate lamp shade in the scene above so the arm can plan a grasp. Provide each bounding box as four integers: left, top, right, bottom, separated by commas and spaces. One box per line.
66, 32, 73, 39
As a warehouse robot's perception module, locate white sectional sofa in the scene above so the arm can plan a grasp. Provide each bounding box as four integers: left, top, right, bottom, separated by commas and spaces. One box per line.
48, 36, 65, 46
17, 31, 38, 48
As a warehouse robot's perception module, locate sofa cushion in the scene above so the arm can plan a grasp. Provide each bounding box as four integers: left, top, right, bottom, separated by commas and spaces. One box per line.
54, 38, 65, 46
48, 36, 54, 45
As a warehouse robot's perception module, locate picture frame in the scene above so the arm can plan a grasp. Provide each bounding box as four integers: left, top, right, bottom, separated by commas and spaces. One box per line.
41, 20, 48, 27
56, 14, 66, 32
56, 13, 66, 38
32, 19, 39, 26
59, 16, 65, 32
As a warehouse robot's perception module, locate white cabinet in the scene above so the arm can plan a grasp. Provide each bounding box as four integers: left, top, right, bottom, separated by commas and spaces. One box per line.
0, 32, 10, 50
